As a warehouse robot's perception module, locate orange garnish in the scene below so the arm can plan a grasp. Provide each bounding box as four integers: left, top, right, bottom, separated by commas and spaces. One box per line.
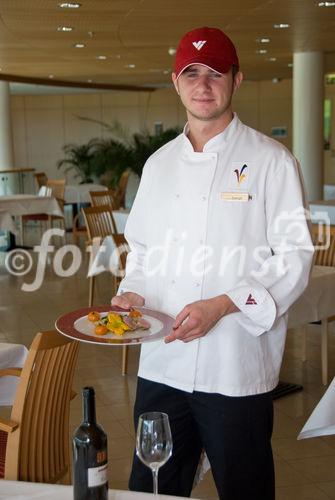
88, 311, 100, 322
129, 309, 142, 318
95, 325, 108, 336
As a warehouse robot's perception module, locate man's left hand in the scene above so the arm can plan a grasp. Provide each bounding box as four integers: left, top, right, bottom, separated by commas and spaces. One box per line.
164, 294, 239, 344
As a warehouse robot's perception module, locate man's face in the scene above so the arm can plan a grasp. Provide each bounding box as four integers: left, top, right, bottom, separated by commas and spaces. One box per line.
172, 64, 242, 123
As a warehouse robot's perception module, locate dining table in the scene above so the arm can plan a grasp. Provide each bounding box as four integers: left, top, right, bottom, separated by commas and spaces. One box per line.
0, 194, 63, 248
0, 194, 63, 218
0, 480, 197, 499
0, 343, 28, 406
310, 199, 335, 225
64, 183, 107, 205
0, 209, 17, 235
287, 264, 335, 385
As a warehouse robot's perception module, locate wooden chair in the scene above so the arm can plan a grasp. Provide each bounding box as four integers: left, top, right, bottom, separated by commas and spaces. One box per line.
0, 330, 79, 482
21, 179, 66, 243
90, 189, 117, 209
312, 223, 335, 267
34, 172, 48, 191
299, 223, 335, 384
82, 205, 130, 375
111, 170, 130, 209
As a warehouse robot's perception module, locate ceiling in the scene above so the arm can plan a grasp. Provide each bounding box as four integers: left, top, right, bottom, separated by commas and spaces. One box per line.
0, 0, 335, 92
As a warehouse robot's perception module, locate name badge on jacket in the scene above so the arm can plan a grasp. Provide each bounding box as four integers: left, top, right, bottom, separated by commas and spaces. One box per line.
220, 192, 252, 202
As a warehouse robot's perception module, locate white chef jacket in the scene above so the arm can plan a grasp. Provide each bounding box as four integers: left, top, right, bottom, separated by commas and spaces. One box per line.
119, 114, 314, 396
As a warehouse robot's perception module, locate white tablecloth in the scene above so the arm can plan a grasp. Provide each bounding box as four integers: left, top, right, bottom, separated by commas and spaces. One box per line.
0, 343, 28, 406
0, 209, 17, 234
324, 184, 335, 200
0, 481, 195, 499
64, 183, 107, 204
309, 200, 335, 225
0, 195, 63, 217
288, 265, 335, 328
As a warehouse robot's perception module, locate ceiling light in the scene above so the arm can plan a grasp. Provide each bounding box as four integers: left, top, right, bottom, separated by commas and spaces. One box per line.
163, 69, 171, 74
49, 75, 54, 79
168, 47, 177, 56
87, 79, 93, 83
267, 57, 277, 62
318, 1, 335, 6
57, 26, 73, 32
74, 43, 85, 48
256, 37, 270, 43
125, 64, 135, 68
96, 55, 107, 60
256, 49, 267, 54
273, 23, 290, 28
58, 2, 81, 8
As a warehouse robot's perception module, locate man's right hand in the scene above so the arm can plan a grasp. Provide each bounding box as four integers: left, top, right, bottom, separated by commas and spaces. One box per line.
111, 292, 145, 310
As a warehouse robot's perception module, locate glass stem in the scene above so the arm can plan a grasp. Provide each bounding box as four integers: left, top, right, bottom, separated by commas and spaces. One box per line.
152, 467, 159, 496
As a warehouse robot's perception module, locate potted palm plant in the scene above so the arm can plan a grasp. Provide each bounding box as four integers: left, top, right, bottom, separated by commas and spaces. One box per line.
57, 138, 98, 183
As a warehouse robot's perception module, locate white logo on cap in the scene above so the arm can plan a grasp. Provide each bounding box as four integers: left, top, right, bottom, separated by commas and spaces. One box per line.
192, 40, 207, 51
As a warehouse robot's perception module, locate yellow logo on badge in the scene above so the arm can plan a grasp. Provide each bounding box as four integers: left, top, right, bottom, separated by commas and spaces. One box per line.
234, 164, 247, 185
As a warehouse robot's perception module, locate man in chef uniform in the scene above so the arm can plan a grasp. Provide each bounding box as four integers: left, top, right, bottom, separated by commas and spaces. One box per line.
111, 26, 314, 500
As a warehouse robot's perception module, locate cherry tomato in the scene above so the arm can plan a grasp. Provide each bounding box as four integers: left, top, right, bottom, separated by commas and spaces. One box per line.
95, 325, 108, 336
88, 311, 100, 322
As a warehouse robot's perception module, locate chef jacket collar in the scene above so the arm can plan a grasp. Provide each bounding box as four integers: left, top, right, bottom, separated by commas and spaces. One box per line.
182, 112, 240, 153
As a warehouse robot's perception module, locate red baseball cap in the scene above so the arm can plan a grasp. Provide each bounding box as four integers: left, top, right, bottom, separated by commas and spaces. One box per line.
174, 26, 239, 79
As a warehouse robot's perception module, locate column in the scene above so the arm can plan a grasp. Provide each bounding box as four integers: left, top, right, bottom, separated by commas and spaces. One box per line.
0, 81, 16, 194
293, 52, 324, 202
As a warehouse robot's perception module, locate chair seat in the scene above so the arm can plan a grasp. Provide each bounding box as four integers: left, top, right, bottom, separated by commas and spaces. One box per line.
0, 429, 8, 478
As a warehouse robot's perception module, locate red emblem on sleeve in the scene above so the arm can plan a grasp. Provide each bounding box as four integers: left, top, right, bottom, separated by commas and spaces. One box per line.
245, 294, 257, 305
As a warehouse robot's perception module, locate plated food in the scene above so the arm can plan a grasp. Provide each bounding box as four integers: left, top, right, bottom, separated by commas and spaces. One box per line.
87, 309, 151, 336
56, 305, 174, 346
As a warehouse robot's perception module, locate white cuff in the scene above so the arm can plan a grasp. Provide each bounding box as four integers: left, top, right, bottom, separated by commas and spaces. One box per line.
226, 279, 277, 337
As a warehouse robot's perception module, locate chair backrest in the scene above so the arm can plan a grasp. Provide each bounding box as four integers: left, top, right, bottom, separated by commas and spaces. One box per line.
90, 190, 117, 209
312, 223, 335, 266
46, 179, 66, 209
113, 170, 130, 209
34, 172, 48, 189
82, 205, 118, 240
112, 233, 130, 275
5, 330, 79, 483
38, 186, 52, 197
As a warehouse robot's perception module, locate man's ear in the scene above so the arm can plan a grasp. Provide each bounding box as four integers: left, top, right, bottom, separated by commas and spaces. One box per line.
233, 71, 243, 93
172, 73, 180, 95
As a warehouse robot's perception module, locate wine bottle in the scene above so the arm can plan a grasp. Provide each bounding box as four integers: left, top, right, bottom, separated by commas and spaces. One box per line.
73, 387, 108, 500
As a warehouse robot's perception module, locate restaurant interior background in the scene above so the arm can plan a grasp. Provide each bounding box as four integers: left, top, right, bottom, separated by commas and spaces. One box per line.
2, 1, 335, 499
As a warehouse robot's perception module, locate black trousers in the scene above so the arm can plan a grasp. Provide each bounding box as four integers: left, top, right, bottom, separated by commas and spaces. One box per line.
129, 378, 275, 500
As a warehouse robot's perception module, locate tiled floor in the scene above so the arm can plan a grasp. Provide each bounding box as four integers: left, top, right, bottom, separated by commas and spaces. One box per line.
1, 229, 335, 499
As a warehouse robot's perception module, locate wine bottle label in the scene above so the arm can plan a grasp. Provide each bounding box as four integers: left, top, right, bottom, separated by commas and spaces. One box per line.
87, 463, 108, 487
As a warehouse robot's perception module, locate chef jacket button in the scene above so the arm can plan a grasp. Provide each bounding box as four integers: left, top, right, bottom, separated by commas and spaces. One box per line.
171, 280, 176, 285
195, 282, 200, 287
175, 193, 180, 198
201, 196, 207, 201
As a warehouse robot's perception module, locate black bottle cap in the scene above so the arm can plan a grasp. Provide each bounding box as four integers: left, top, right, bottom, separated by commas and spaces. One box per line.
82, 387, 95, 397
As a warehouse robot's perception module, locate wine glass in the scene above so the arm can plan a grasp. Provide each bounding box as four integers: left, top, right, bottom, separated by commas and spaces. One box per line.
136, 411, 173, 495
